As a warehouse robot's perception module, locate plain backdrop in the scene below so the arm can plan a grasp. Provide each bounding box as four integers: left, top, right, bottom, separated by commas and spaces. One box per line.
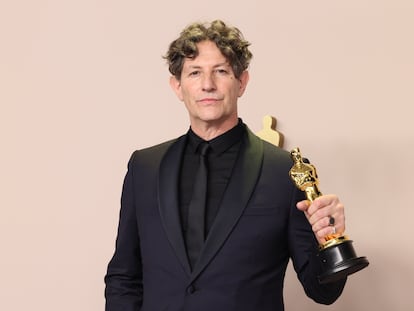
1, 1, 413, 310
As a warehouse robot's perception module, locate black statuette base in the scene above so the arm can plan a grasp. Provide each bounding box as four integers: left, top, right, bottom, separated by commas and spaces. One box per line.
318, 239, 369, 284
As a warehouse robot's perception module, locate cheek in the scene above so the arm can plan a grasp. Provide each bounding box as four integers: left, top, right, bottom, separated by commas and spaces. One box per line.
181, 91, 193, 105
229, 84, 242, 99
235, 83, 244, 97
179, 85, 196, 102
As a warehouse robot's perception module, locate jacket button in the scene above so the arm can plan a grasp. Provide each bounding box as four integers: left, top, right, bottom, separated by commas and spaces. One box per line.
186, 285, 196, 294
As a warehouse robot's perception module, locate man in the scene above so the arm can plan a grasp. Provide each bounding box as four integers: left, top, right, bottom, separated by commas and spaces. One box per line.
105, 20, 347, 311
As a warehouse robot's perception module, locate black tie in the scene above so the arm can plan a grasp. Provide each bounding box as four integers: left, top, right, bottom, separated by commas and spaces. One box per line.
186, 142, 210, 270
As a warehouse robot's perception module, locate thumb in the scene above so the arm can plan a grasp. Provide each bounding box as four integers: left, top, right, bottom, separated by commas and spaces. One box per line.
296, 200, 311, 212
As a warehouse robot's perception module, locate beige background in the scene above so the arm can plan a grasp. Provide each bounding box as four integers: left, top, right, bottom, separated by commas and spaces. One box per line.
1, 0, 413, 310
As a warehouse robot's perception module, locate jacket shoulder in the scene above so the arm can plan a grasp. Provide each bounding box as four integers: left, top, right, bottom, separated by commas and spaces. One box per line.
263, 140, 292, 161
127, 135, 184, 168
247, 127, 292, 168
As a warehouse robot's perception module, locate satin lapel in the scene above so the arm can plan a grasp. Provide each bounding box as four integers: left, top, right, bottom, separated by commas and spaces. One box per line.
191, 129, 264, 280
157, 135, 191, 276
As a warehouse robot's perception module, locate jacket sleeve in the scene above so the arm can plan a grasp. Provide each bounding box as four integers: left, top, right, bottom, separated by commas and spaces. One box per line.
288, 186, 347, 305
105, 152, 143, 311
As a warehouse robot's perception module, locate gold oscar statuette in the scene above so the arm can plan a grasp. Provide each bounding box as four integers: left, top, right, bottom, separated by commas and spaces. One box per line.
289, 147, 369, 284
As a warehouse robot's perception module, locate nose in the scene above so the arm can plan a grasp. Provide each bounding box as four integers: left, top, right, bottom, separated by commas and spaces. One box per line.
201, 73, 216, 92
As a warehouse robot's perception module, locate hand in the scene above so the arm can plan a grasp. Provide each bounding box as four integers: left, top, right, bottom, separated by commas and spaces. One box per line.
296, 194, 345, 245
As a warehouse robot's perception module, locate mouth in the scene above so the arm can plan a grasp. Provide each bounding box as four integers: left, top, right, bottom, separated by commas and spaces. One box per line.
197, 98, 222, 104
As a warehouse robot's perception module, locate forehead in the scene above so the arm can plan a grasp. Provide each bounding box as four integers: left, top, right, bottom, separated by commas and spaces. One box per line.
183, 41, 229, 68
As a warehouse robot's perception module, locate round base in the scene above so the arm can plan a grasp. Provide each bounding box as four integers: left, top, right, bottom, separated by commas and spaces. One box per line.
318, 256, 369, 284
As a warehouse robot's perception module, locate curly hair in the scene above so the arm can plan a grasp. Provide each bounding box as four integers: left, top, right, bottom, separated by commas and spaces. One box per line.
164, 20, 253, 80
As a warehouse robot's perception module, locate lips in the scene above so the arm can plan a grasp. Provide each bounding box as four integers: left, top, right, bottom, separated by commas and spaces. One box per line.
197, 97, 222, 103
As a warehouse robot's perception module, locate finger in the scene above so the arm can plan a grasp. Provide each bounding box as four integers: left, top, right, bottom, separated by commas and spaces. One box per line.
315, 216, 346, 241
316, 226, 339, 242
307, 196, 344, 225
296, 200, 310, 212
312, 215, 337, 233
306, 194, 338, 215
307, 205, 331, 227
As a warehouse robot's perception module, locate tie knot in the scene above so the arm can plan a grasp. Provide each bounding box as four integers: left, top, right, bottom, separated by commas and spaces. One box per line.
199, 142, 210, 157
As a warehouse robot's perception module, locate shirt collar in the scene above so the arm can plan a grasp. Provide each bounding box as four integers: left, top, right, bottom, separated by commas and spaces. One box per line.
187, 119, 245, 155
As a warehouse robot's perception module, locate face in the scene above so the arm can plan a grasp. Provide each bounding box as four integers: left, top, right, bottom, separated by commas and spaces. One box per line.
170, 40, 249, 133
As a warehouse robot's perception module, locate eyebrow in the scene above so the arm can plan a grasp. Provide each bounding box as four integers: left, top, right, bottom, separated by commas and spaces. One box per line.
186, 62, 230, 69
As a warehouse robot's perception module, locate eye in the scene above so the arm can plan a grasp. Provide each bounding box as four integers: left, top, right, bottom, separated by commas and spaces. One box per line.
188, 70, 200, 77
215, 68, 229, 75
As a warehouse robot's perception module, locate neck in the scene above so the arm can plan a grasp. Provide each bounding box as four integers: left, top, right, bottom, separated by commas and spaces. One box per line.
190, 118, 239, 141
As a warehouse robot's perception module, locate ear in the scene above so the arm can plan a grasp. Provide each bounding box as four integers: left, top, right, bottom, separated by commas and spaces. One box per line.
169, 76, 183, 101
237, 70, 250, 97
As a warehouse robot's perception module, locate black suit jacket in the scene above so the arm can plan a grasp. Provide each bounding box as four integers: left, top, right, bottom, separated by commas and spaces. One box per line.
105, 127, 346, 311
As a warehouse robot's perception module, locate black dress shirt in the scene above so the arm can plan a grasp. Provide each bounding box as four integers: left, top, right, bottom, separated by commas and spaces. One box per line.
179, 120, 245, 239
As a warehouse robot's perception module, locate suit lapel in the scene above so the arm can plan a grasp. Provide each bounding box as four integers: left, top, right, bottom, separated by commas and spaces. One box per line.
191, 128, 263, 281
157, 135, 192, 276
